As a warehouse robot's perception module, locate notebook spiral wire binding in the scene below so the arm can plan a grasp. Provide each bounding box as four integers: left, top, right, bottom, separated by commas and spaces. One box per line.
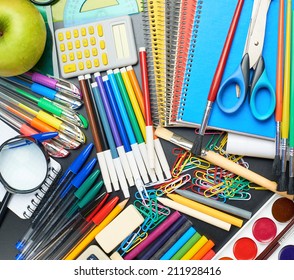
169, 0, 197, 124
23, 165, 60, 219
165, 0, 181, 126
142, 0, 167, 127
178, 0, 203, 121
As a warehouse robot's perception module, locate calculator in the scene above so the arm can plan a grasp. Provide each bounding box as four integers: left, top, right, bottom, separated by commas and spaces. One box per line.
55, 16, 138, 78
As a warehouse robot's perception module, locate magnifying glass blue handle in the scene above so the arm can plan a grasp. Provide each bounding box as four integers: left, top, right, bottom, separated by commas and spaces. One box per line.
217, 53, 250, 113
250, 57, 276, 120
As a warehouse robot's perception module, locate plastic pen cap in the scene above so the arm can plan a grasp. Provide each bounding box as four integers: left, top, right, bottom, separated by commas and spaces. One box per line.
77, 180, 104, 209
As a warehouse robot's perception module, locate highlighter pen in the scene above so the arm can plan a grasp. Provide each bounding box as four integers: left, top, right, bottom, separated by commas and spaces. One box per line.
118, 67, 166, 181
91, 82, 130, 198
139, 47, 155, 168
23, 71, 82, 99
18, 158, 98, 259
64, 198, 128, 260
0, 97, 81, 150
0, 89, 85, 143
112, 68, 157, 183
0, 79, 86, 128
84, 74, 119, 192
78, 75, 112, 193
94, 72, 134, 187
0, 108, 69, 158
7, 76, 83, 110
15, 143, 94, 251
101, 75, 148, 200
106, 71, 149, 184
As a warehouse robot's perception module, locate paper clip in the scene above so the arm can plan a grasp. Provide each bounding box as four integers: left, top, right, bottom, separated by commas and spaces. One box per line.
119, 226, 143, 253
162, 174, 191, 194
171, 149, 192, 176
120, 229, 148, 255
228, 192, 251, 201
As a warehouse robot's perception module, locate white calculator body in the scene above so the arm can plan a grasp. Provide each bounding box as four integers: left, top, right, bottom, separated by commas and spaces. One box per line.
55, 16, 138, 78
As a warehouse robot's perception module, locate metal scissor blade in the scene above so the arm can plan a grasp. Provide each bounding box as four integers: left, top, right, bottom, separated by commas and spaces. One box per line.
246, 0, 272, 69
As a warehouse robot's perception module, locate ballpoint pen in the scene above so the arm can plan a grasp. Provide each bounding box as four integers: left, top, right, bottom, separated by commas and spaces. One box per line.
0, 108, 69, 158
0, 89, 86, 143
22, 71, 82, 99
18, 157, 98, 258
5, 76, 83, 110
15, 143, 94, 251
0, 79, 87, 128
0, 97, 81, 149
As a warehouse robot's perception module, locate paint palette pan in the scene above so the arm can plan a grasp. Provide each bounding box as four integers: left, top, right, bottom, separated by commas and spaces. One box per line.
213, 194, 294, 260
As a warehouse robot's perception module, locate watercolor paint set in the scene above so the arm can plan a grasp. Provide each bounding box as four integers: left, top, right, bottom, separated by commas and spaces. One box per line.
213, 194, 294, 260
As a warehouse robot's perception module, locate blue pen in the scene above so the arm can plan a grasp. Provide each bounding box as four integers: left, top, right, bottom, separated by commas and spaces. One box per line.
17, 157, 98, 260
106, 70, 149, 184
94, 72, 134, 187
7, 76, 83, 110
91, 82, 130, 198
101, 75, 148, 200
15, 143, 94, 251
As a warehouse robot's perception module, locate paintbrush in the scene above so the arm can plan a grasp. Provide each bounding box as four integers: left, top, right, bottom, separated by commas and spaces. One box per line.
272, 0, 285, 177
190, 0, 244, 156
277, 0, 292, 192
155, 126, 294, 200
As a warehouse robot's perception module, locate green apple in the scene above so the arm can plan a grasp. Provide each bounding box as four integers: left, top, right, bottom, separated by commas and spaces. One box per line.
0, 0, 47, 77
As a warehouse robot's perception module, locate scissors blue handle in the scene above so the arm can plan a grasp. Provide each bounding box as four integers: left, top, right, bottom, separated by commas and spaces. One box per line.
217, 53, 250, 113
217, 54, 276, 120
250, 56, 276, 120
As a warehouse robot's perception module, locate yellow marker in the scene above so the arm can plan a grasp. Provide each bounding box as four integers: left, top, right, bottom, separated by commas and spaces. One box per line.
180, 235, 208, 260
120, 67, 146, 140
64, 199, 129, 260
167, 193, 243, 228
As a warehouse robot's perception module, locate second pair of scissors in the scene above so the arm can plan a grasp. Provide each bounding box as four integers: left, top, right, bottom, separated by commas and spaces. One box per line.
216, 0, 275, 121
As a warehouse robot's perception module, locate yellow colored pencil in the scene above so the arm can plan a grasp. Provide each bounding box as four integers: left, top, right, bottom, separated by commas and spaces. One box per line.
180, 235, 208, 260
64, 199, 129, 260
167, 193, 243, 227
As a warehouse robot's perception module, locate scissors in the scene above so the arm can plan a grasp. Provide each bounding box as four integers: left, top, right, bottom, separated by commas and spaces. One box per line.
216, 0, 276, 121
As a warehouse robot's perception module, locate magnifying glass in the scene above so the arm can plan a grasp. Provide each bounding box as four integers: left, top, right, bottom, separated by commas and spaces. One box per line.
30, 0, 59, 6
0, 132, 57, 226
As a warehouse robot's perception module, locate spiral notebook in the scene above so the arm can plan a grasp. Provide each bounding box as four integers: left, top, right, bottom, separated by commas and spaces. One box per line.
168, 0, 197, 125
142, 0, 167, 126
176, 0, 278, 139
0, 119, 61, 219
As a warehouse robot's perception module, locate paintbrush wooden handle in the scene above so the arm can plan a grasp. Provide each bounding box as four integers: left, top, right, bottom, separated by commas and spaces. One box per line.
201, 150, 294, 200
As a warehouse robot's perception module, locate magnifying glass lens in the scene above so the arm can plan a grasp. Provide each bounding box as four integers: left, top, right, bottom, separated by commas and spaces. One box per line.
0, 138, 47, 192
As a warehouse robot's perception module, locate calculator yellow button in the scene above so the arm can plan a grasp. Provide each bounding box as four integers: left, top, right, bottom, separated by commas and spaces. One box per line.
102, 53, 108, 65
67, 42, 73, 50
77, 51, 82, 59
78, 62, 84, 70
82, 38, 88, 47
97, 24, 103, 37
66, 31, 71, 39
86, 60, 92, 69
73, 29, 79, 38
100, 40, 106, 50
69, 52, 75, 61
88, 26, 94, 34
81, 27, 87, 36
60, 43, 65, 52
64, 64, 77, 73
75, 40, 81, 49
92, 48, 98, 56
90, 37, 96, 45
57, 33, 64, 41
61, 54, 67, 63
94, 58, 100, 67
84, 49, 90, 58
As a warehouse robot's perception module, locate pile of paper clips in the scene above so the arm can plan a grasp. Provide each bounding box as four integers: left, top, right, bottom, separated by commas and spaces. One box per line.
117, 132, 265, 255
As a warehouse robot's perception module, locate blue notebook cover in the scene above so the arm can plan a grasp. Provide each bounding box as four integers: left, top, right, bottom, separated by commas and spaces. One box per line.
177, 0, 278, 139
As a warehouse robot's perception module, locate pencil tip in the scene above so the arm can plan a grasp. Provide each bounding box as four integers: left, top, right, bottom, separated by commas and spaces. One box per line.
190, 134, 203, 156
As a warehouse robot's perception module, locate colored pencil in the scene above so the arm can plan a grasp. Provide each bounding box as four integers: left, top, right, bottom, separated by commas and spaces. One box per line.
191, 239, 215, 260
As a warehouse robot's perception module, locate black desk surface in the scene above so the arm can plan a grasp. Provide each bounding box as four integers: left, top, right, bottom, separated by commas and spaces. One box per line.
0, 13, 276, 260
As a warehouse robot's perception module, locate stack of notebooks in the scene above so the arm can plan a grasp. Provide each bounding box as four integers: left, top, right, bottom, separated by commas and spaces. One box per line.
143, 0, 278, 139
